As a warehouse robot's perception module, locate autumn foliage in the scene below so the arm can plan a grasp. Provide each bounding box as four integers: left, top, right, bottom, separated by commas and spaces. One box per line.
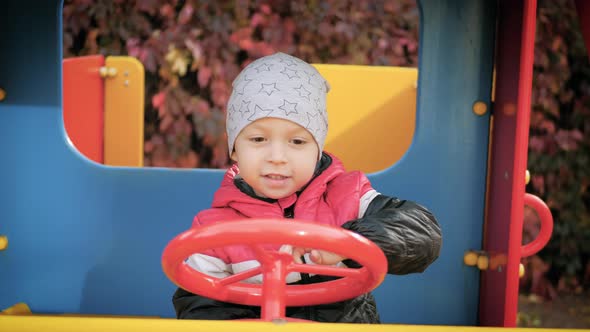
62, 0, 589, 297
63, 0, 419, 168
520, 0, 590, 298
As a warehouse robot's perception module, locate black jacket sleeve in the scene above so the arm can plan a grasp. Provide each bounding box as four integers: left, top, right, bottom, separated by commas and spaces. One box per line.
341, 194, 442, 275
173, 287, 259, 320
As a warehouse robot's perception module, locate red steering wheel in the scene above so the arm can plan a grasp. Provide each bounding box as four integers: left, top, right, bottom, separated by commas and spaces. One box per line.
162, 218, 387, 321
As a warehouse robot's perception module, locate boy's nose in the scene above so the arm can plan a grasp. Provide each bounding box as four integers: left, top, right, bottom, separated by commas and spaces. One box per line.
267, 142, 287, 163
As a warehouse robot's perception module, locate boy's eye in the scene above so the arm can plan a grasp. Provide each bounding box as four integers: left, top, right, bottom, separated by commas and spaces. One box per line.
291, 138, 306, 145
250, 137, 266, 143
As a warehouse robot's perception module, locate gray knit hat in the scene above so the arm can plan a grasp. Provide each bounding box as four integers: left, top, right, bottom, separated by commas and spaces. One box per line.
226, 52, 330, 158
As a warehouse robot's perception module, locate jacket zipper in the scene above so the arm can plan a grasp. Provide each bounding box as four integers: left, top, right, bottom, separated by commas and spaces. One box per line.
283, 205, 313, 321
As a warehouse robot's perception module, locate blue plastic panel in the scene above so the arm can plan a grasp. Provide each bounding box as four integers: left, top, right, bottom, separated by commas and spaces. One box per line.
370, 1, 496, 325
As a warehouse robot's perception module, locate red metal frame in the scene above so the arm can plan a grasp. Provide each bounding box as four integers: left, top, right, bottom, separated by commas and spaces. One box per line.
480, 0, 537, 327
161, 219, 387, 321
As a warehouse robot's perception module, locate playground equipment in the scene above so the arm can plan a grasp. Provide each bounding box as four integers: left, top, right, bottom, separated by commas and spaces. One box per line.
0, 0, 583, 331
162, 219, 387, 322
63, 58, 417, 174
63, 55, 144, 167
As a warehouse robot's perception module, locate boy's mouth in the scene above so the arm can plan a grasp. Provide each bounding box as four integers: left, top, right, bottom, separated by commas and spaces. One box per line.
263, 174, 289, 180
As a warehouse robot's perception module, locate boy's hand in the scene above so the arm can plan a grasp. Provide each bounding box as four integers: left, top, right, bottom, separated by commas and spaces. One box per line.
291, 247, 346, 265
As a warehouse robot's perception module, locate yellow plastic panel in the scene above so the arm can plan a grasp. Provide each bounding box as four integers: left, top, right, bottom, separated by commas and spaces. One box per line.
0, 316, 584, 332
104, 56, 145, 167
313, 65, 417, 173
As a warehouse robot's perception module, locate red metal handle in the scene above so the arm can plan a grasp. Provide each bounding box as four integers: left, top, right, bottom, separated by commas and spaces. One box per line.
521, 193, 554, 257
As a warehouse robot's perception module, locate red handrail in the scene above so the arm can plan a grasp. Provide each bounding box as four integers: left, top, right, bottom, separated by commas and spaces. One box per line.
521, 193, 554, 257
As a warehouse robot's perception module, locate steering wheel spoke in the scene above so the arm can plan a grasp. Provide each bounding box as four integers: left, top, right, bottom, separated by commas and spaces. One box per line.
215, 266, 263, 286
289, 263, 364, 279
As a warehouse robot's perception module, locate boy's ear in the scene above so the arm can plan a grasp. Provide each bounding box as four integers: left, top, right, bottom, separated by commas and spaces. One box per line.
230, 149, 238, 162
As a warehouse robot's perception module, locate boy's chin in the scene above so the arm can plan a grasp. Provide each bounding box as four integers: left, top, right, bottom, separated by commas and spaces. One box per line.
255, 189, 298, 200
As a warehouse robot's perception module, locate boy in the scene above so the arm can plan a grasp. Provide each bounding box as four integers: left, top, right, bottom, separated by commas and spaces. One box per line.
173, 52, 442, 323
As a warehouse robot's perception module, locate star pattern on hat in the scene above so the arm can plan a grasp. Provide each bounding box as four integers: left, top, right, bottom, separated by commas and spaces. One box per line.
259, 82, 280, 96
294, 84, 312, 100
278, 99, 299, 116
254, 63, 273, 73
248, 105, 275, 121
227, 104, 237, 122
320, 112, 328, 130
306, 111, 322, 137
226, 53, 329, 157
306, 71, 318, 86
281, 67, 300, 79
226, 105, 239, 134
227, 123, 239, 135
280, 57, 297, 66
234, 76, 253, 95
238, 100, 252, 116
313, 97, 323, 114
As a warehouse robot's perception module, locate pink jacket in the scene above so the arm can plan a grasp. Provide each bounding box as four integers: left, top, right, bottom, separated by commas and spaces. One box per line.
174, 153, 442, 322
187, 153, 378, 282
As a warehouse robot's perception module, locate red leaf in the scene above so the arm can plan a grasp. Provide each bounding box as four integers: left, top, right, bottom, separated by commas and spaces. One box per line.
144, 140, 154, 153
260, 4, 271, 15
250, 13, 265, 27
152, 91, 166, 109
196, 99, 210, 115
198, 66, 212, 87
126, 38, 142, 57
159, 114, 174, 132
178, 3, 194, 25
238, 38, 254, 51
531, 175, 545, 195
159, 4, 174, 19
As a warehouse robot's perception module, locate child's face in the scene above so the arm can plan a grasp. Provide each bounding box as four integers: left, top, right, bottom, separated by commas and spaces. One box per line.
231, 117, 319, 199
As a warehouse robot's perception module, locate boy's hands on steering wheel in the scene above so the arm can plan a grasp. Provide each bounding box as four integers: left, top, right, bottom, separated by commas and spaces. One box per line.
280, 245, 346, 265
